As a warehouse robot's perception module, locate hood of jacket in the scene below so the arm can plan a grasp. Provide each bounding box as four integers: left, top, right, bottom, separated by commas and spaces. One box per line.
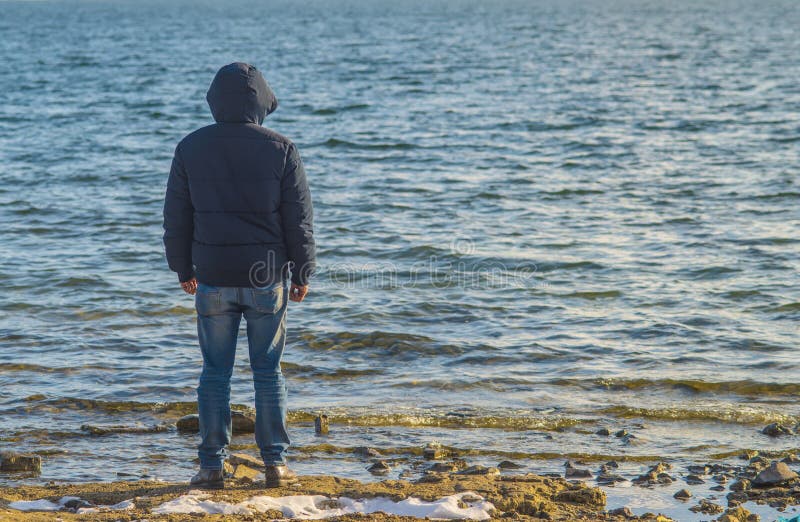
206, 62, 278, 125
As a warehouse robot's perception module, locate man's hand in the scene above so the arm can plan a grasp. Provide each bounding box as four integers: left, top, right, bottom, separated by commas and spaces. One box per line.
289, 284, 308, 302
181, 277, 198, 295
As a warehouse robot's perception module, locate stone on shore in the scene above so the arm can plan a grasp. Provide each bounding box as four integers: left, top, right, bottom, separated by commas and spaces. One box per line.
0, 452, 42, 473
762, 422, 794, 437
176, 414, 199, 432
231, 410, 256, 433
175, 411, 255, 434
753, 461, 798, 486
228, 452, 264, 470
368, 460, 391, 474
673, 488, 692, 500
232, 464, 260, 483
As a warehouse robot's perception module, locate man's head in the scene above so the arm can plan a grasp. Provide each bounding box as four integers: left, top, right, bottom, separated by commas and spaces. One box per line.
206, 62, 278, 125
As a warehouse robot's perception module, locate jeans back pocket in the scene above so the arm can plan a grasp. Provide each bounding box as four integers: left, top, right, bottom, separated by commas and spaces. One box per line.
251, 284, 284, 314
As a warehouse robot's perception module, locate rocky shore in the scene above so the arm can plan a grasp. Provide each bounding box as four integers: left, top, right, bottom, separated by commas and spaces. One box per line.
0, 465, 658, 521
4, 416, 800, 520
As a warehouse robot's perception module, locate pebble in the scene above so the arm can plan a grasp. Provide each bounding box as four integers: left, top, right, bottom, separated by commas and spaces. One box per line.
685, 474, 705, 485
353, 447, 381, 457
596, 472, 626, 485
689, 499, 723, 515
730, 478, 751, 492
497, 460, 523, 469
614, 429, 628, 438
608, 506, 633, 518
456, 465, 499, 476
673, 488, 692, 500
595, 428, 611, 436
176, 414, 200, 433
368, 460, 391, 474
423, 442, 447, 460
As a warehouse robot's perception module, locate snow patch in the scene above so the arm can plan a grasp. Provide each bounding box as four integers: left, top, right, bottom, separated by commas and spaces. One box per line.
152, 491, 495, 520
9, 495, 135, 513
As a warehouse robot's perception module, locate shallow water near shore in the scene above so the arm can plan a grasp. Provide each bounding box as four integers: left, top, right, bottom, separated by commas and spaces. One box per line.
1, 0, 799, 519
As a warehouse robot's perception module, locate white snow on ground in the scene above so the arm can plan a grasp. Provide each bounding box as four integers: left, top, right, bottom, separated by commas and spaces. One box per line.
9, 496, 81, 511
9, 495, 135, 513
151, 490, 495, 520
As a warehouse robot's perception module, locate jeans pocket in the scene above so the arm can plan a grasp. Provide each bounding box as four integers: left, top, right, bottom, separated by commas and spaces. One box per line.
195, 283, 221, 315
251, 284, 284, 314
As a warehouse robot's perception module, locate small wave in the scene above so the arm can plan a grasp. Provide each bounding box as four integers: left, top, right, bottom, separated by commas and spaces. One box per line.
282, 362, 382, 380
287, 410, 585, 431
81, 423, 171, 435
317, 138, 417, 150
768, 302, 800, 312
559, 290, 621, 300
600, 405, 796, 425
551, 377, 800, 397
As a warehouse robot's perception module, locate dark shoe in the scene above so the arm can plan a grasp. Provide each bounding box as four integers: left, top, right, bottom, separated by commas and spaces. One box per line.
264, 464, 298, 488
190, 468, 224, 489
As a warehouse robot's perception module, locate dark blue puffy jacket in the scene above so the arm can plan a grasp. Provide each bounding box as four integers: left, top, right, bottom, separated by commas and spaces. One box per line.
163, 63, 315, 287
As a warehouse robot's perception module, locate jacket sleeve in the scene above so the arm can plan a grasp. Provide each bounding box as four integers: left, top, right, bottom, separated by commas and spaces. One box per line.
162, 146, 195, 283
280, 143, 316, 286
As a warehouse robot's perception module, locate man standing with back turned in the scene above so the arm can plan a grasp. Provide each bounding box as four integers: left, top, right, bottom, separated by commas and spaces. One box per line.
163, 62, 315, 489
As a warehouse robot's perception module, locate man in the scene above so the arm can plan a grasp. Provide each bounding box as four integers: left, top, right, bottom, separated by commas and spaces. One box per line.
163, 62, 315, 489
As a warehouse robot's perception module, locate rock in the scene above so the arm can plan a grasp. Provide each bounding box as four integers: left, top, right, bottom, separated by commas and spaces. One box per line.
63, 498, 93, 511
615, 429, 628, 437
689, 499, 723, 515
753, 461, 799, 486
0, 452, 42, 473
417, 471, 445, 483
741, 450, 758, 460
762, 422, 794, 437
730, 479, 751, 492
596, 428, 611, 436
714, 474, 729, 483
711, 485, 726, 491
423, 442, 447, 460
565, 466, 592, 479
232, 464, 260, 482
674, 488, 692, 500
368, 460, 391, 474
228, 452, 264, 470
749, 455, 770, 467
457, 465, 499, 476
720, 506, 752, 522
782, 454, 800, 464
223, 461, 235, 476
564, 461, 592, 479
608, 506, 633, 518
688, 465, 710, 475
354, 447, 381, 457
314, 414, 329, 435
685, 474, 705, 485
176, 414, 200, 433
657, 472, 674, 484
597, 473, 626, 485
746, 515, 760, 522
497, 460, 523, 469
718, 516, 738, 522
231, 410, 255, 434
555, 486, 606, 507
605, 460, 619, 469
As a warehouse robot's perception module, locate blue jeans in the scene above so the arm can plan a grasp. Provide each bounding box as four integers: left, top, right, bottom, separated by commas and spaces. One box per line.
194, 281, 290, 469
